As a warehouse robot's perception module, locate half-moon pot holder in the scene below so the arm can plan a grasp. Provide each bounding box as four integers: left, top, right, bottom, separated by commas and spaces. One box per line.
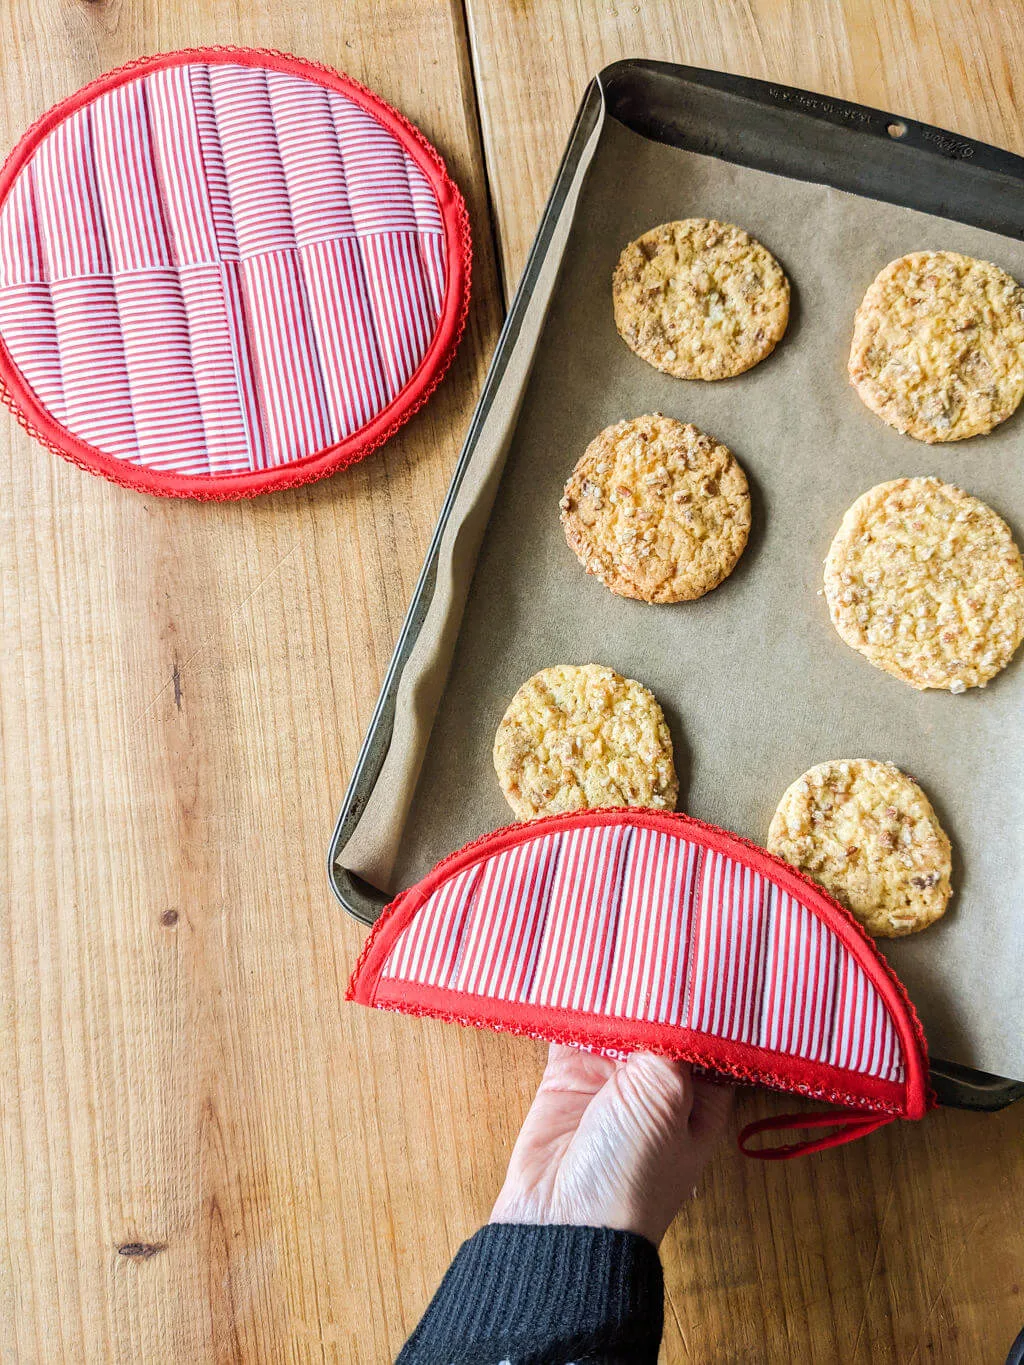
348, 809, 935, 1158
0, 47, 471, 498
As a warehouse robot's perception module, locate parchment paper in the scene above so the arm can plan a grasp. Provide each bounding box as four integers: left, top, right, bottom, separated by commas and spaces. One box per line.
341, 113, 1024, 1079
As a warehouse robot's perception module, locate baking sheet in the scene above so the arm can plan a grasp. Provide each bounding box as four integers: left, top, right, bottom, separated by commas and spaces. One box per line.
341, 112, 1024, 1079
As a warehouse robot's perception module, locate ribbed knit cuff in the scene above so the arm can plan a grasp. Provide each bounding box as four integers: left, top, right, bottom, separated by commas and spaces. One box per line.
397, 1223, 664, 1364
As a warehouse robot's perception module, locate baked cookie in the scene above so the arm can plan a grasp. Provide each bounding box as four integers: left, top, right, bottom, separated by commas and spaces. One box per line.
767, 759, 952, 939
824, 477, 1024, 692
612, 218, 790, 380
559, 414, 751, 603
493, 663, 678, 820
849, 250, 1024, 442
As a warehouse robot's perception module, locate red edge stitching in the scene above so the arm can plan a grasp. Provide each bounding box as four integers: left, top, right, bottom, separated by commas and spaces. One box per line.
0, 46, 473, 500
364, 981, 908, 1118
346, 807, 935, 1121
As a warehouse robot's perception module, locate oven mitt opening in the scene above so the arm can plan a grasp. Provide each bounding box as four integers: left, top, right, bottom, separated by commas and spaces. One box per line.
347, 808, 934, 1158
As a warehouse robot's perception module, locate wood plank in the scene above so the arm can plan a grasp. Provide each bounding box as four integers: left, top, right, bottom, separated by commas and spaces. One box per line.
0, 4, 518, 1361
462, 3, 1024, 1361
468, 0, 1024, 294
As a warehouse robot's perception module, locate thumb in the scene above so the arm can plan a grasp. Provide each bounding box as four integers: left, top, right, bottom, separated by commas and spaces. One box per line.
688, 1075, 734, 1151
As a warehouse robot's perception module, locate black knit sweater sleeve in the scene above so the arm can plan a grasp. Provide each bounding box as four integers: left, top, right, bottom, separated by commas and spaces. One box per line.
396, 1223, 664, 1364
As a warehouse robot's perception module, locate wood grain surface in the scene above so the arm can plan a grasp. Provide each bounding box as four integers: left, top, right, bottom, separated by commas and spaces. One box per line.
2, 2, 1023, 1361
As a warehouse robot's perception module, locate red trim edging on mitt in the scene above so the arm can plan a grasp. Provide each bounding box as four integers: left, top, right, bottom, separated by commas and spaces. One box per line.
346, 808, 935, 1150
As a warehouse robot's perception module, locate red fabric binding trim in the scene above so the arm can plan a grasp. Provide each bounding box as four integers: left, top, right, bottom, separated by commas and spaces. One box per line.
346, 807, 934, 1122
368, 976, 909, 1116
0, 47, 472, 499
737, 1109, 895, 1159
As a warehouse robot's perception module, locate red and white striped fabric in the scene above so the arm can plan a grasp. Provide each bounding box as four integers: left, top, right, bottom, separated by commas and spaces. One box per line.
0, 48, 470, 497
348, 809, 934, 1156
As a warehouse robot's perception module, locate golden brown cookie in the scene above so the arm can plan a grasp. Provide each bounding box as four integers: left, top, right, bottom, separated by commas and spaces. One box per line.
849, 250, 1024, 442
824, 477, 1024, 692
612, 218, 790, 380
767, 759, 952, 939
493, 663, 678, 820
559, 414, 750, 603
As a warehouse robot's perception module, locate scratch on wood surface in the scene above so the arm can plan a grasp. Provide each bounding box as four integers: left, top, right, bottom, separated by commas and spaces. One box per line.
906, 1213, 985, 1365
851, 1164, 898, 1358
736, 0, 771, 71
664, 1286, 691, 1354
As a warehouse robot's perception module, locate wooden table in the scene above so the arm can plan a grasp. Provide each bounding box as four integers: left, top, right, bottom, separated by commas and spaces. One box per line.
3, 3, 1023, 1360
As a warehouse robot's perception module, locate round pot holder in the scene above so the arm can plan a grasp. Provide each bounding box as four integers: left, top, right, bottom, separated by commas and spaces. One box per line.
0, 47, 471, 498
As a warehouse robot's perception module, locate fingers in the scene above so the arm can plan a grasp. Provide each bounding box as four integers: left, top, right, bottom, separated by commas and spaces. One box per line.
542, 1042, 618, 1090
623, 1052, 695, 1107
615, 1054, 697, 1144
546, 1042, 583, 1066
545, 1045, 734, 1152
617, 1054, 734, 1157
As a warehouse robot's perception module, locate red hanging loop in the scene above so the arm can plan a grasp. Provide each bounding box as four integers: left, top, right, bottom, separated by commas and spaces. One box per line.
738, 1108, 896, 1159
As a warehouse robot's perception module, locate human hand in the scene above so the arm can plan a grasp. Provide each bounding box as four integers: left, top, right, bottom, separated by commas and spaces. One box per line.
490, 1044, 733, 1246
